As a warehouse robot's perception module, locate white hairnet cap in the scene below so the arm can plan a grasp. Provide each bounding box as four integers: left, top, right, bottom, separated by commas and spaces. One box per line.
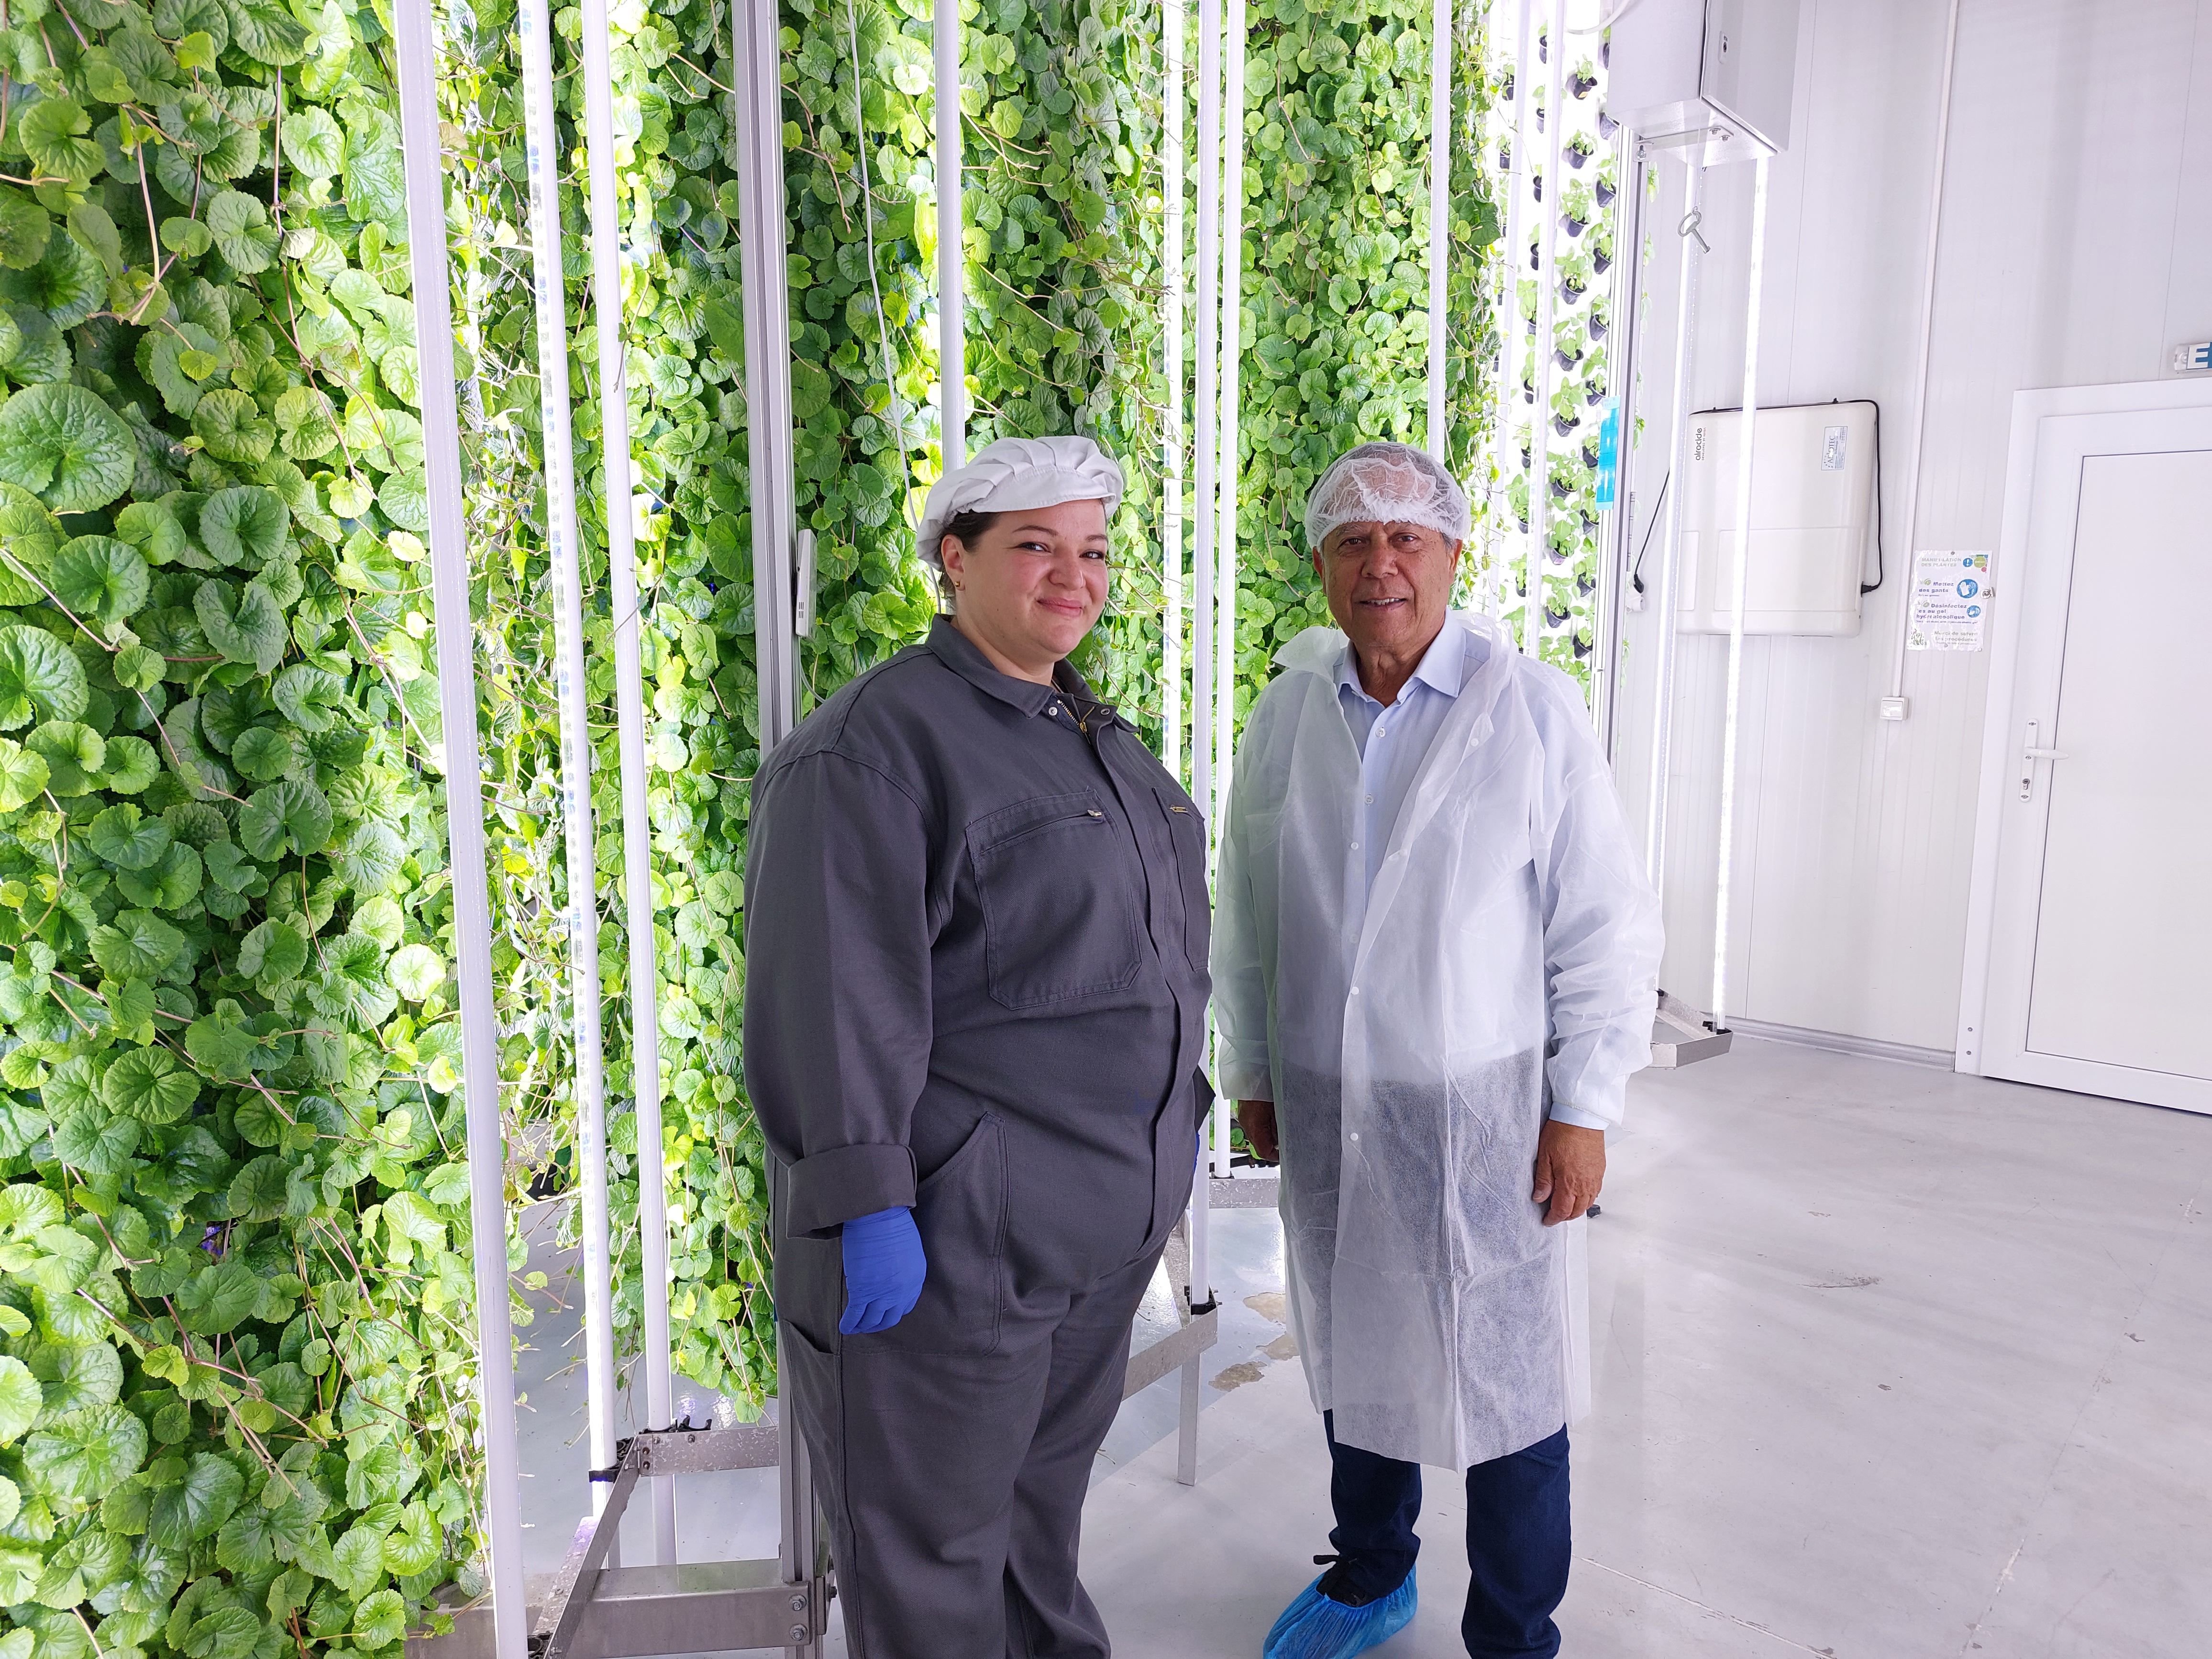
1304, 441, 1471, 550
915, 435, 1126, 568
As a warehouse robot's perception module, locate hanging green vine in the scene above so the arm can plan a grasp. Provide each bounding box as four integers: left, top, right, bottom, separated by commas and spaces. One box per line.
1230, 0, 1495, 723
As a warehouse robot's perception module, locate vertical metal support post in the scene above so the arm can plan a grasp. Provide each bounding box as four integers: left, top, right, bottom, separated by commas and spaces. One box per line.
736, 0, 800, 750
1192, 0, 1219, 839
777, 1401, 822, 1657
1179, 1147, 1210, 1486
582, 0, 676, 1561
936, 0, 966, 465
515, 0, 619, 1521
393, 8, 527, 1654
1484, 0, 1534, 614
1594, 145, 1648, 761
1424, 0, 1451, 461
1162, 0, 1185, 786
1710, 156, 1768, 1028
1523, 0, 1566, 656
1210, 0, 1242, 1180
1641, 157, 1704, 894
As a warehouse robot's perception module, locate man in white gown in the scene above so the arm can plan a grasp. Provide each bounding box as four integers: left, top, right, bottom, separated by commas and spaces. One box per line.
1212, 442, 1662, 1659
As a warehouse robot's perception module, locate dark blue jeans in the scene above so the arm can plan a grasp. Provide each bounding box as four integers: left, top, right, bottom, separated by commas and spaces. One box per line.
1322, 1412, 1571, 1659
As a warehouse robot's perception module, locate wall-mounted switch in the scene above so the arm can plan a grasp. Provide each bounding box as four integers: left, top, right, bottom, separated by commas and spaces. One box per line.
1879, 696, 1909, 721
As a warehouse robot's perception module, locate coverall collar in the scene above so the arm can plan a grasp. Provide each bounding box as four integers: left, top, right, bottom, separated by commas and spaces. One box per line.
1333, 610, 1472, 708
924, 615, 1125, 727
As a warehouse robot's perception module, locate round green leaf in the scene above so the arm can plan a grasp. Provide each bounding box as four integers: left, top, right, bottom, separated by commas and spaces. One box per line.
194, 578, 289, 673
0, 1354, 38, 1442
16, 98, 101, 186
197, 486, 289, 568
48, 535, 150, 624
88, 908, 185, 979
190, 388, 276, 465
87, 802, 173, 868
387, 943, 446, 1003
101, 734, 160, 793
111, 643, 166, 692
0, 232, 106, 328
281, 106, 344, 177
237, 916, 309, 985
147, 1450, 244, 1548
0, 737, 49, 809
204, 190, 278, 276
230, 725, 299, 783
0, 628, 86, 730
102, 1047, 199, 1124
22, 1401, 148, 1498
0, 384, 139, 511
26, 719, 105, 794
0, 186, 52, 271
271, 663, 344, 731
238, 779, 332, 858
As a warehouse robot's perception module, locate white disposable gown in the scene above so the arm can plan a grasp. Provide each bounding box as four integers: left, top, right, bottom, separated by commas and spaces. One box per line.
1213, 612, 1662, 1469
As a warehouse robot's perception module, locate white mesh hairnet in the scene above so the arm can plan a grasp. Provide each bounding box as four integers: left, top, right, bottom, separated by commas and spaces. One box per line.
915, 435, 1125, 568
1303, 441, 1471, 550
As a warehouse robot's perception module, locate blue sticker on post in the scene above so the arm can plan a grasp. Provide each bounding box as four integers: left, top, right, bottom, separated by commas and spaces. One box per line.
1594, 398, 1620, 509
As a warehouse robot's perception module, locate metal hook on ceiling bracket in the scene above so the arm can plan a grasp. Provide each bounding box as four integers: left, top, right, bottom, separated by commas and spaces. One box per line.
1678, 207, 1711, 254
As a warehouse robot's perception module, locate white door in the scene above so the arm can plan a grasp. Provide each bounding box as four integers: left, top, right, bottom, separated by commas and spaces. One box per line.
1967, 399, 2212, 1113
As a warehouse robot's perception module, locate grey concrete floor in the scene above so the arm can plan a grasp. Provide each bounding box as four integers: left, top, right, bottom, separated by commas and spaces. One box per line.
520, 1037, 2212, 1656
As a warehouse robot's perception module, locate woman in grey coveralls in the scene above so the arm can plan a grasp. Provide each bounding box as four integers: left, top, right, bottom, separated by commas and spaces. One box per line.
742, 436, 1213, 1658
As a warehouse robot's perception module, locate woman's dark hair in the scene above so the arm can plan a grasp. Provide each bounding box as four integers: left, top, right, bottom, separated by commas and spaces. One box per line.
937, 507, 999, 564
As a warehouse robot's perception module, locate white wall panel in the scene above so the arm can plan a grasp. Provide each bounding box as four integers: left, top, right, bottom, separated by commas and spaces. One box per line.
1613, 0, 2212, 1052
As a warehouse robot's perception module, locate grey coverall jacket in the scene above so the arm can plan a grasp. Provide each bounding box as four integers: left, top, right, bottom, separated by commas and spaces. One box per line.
742, 617, 1213, 1658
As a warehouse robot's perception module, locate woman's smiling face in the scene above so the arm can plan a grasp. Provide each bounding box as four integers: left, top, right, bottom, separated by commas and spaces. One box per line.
940, 498, 1111, 682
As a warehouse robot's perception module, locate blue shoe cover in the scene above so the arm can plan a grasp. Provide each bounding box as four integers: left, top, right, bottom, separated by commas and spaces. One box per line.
1261, 1572, 1417, 1659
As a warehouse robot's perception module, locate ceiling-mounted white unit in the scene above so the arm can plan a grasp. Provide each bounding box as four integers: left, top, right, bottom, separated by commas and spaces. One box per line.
1609, 0, 1801, 164
1676, 401, 1877, 636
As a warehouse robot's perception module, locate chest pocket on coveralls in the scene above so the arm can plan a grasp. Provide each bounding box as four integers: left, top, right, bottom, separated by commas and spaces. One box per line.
971, 791, 1142, 1009
1152, 786, 1211, 973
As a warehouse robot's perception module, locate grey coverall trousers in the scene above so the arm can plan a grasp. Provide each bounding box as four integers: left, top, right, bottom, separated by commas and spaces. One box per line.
746, 619, 1214, 1658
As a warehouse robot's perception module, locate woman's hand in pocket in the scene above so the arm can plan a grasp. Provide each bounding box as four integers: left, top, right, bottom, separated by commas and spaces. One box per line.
840, 1206, 927, 1334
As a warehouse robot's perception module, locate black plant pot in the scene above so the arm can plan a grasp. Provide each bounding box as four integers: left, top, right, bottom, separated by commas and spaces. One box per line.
1580, 508, 1600, 530
1560, 275, 1587, 301
1572, 632, 1592, 659
1578, 574, 1595, 596
1532, 173, 1542, 202
1571, 71, 1597, 98
1592, 247, 1613, 275
1537, 29, 1547, 63
1520, 445, 1533, 470
1517, 516, 1530, 533
1581, 442, 1601, 467
1599, 37, 1610, 68
1498, 70, 1515, 101
1584, 383, 1606, 406
1498, 140, 1512, 172
1529, 243, 1541, 270
1554, 346, 1581, 370
1563, 214, 1588, 237
1567, 145, 1592, 169
1550, 477, 1571, 501
1587, 311, 1607, 341
1547, 605, 1571, 628
1554, 413, 1579, 436
1595, 178, 1616, 207
1598, 107, 1619, 138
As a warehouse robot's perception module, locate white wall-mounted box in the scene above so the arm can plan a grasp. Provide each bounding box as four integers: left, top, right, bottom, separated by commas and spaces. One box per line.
1676, 401, 1878, 635
1609, 0, 1802, 163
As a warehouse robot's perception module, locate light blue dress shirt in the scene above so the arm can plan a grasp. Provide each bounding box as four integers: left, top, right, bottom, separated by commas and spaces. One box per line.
1335, 619, 1475, 897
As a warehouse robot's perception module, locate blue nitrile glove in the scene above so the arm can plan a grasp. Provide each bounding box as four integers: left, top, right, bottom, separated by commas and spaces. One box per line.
839, 1206, 926, 1336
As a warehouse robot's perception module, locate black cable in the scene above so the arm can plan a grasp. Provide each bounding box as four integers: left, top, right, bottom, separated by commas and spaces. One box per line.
1860, 398, 1885, 594
1627, 470, 1668, 597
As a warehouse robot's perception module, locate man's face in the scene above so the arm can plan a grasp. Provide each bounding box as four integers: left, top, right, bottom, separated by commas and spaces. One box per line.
1312, 520, 1463, 661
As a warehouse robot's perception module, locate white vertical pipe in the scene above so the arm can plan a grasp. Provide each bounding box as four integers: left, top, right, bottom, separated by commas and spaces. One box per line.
1424, 0, 1451, 460
513, 0, 617, 1521
1523, 0, 1566, 657
1485, 0, 1534, 617
580, 0, 675, 1561
392, 7, 527, 1653
736, 0, 799, 751
1162, 0, 1185, 786
1884, 0, 1962, 713
1595, 145, 1649, 761
936, 0, 966, 465
1192, 0, 1218, 842
1710, 156, 1768, 1026
1210, 0, 1241, 1183
1641, 158, 1703, 893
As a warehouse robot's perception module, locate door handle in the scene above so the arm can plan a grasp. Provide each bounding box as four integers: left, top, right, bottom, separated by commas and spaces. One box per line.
2017, 721, 2066, 801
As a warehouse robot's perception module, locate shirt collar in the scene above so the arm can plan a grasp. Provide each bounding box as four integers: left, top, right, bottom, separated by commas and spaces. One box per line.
1335, 613, 1468, 707
925, 615, 1125, 727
